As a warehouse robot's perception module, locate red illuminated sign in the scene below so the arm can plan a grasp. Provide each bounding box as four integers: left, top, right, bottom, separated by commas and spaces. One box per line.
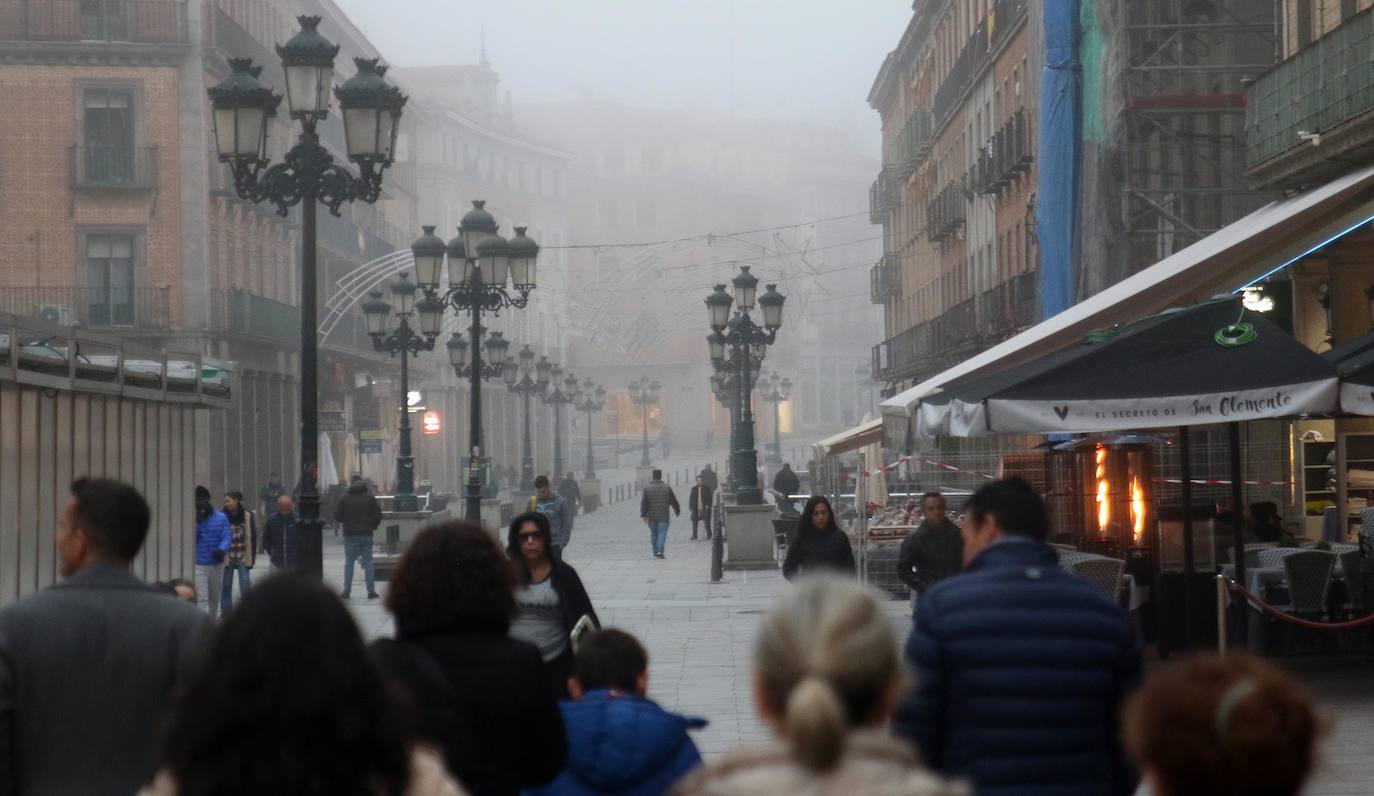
422, 410, 441, 435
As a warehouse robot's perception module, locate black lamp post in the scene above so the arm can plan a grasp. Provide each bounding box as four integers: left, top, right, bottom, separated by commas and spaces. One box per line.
361, 269, 443, 512
575, 378, 606, 479
706, 267, 785, 506
759, 371, 792, 465
413, 200, 538, 523
208, 18, 407, 576
505, 346, 551, 490
543, 368, 579, 478
629, 378, 661, 468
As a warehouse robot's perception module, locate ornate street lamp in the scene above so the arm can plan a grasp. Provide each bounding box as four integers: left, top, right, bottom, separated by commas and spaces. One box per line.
362, 268, 440, 512
575, 378, 606, 480
759, 371, 793, 465
705, 269, 786, 506
208, 17, 406, 576
629, 377, 660, 469
543, 368, 579, 478
507, 346, 549, 491
418, 200, 539, 522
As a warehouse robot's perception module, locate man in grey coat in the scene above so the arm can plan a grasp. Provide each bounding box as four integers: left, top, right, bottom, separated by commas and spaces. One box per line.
0, 477, 210, 795
639, 469, 681, 559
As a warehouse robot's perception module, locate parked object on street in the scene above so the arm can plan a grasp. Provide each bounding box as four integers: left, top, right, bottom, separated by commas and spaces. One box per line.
673, 577, 963, 795
894, 478, 1141, 796
150, 574, 464, 796
781, 496, 855, 580
0, 478, 210, 796
373, 520, 565, 796
508, 512, 600, 699
1125, 652, 1319, 796
529, 628, 704, 796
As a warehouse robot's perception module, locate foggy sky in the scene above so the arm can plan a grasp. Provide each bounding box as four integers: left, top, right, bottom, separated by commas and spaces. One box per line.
333, 0, 909, 144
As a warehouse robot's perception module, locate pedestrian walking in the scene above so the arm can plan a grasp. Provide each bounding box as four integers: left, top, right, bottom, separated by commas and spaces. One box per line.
781, 495, 855, 580
771, 462, 800, 497
372, 520, 567, 796
260, 495, 301, 571
893, 477, 1142, 795
672, 578, 963, 796
219, 490, 257, 615
258, 470, 285, 517
335, 475, 382, 599
558, 471, 583, 514
529, 474, 575, 551
699, 464, 719, 492
896, 492, 963, 604
688, 476, 714, 541
0, 478, 209, 795
1123, 652, 1319, 796
193, 484, 231, 616
507, 511, 600, 700
528, 628, 705, 796
639, 469, 681, 559
145, 575, 464, 796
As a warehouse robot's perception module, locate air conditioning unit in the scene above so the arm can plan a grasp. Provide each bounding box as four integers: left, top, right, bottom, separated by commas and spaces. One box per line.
34, 304, 75, 327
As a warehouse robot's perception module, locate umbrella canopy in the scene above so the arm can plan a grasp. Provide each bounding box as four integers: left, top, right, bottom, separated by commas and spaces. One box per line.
933, 298, 1338, 436
1323, 330, 1374, 415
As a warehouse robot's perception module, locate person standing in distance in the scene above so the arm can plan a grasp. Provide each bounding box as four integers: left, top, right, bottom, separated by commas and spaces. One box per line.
639, 469, 681, 559
688, 476, 714, 541
771, 463, 801, 498
558, 472, 583, 515
0, 479, 210, 795
193, 485, 231, 616
894, 478, 1142, 795
896, 492, 963, 608
258, 471, 285, 518
334, 475, 382, 599
530, 474, 575, 553
260, 494, 301, 572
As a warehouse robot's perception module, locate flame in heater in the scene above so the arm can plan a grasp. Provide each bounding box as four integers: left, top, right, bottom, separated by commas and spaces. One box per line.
1095, 447, 1109, 532
1130, 476, 1146, 544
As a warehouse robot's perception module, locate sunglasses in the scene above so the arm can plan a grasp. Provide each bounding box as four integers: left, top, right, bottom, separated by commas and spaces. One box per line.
518, 531, 543, 542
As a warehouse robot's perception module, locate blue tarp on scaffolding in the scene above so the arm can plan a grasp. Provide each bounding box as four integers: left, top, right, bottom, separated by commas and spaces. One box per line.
1037, 0, 1080, 318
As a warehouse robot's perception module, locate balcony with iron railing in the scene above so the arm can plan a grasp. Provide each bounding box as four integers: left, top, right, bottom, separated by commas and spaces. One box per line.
1245, 7, 1374, 189
0, 0, 189, 44
0, 286, 170, 329
886, 109, 933, 177
71, 144, 157, 190
931, 0, 1027, 130
926, 182, 966, 242
212, 289, 300, 344
869, 169, 900, 224
870, 255, 900, 304
973, 110, 1034, 195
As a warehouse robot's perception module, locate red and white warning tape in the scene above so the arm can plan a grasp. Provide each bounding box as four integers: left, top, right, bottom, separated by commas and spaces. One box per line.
1153, 477, 1291, 487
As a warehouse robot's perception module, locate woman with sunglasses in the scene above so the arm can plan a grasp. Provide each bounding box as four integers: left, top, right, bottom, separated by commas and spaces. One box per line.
507, 511, 600, 699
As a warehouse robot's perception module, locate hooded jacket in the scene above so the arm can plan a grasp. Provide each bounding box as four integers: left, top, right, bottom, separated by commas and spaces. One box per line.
527, 690, 704, 796
334, 481, 382, 536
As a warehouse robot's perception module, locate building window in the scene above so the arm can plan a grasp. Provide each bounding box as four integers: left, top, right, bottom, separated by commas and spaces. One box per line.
81, 87, 135, 184
1296, 0, 1313, 47
84, 232, 138, 327
81, 0, 128, 41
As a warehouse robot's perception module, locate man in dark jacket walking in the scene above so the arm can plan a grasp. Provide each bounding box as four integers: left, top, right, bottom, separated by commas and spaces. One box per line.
639, 470, 680, 559
894, 478, 1141, 795
771, 462, 801, 497
261, 494, 301, 571
896, 492, 963, 604
687, 476, 714, 541
334, 476, 382, 599
528, 628, 703, 796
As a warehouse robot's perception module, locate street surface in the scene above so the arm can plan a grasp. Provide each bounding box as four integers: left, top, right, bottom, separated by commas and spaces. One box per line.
325, 451, 1374, 789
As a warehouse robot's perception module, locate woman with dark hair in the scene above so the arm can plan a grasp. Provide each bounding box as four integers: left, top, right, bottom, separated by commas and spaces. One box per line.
506, 511, 599, 700
143, 575, 463, 796
781, 496, 855, 581
372, 520, 566, 796
219, 490, 256, 615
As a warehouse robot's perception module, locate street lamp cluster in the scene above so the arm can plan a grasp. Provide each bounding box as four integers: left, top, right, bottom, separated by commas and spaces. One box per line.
628, 378, 661, 468
543, 369, 582, 478
575, 379, 607, 480
706, 265, 785, 506
208, 15, 409, 576
758, 371, 793, 465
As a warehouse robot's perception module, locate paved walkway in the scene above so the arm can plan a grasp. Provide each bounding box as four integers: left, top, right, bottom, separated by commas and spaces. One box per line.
323, 452, 1374, 788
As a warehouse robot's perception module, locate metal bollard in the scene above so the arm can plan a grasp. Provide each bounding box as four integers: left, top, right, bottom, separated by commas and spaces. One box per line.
710, 512, 724, 583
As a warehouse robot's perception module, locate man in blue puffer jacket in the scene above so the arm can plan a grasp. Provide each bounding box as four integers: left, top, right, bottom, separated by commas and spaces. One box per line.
894, 478, 1142, 796
193, 485, 231, 617
527, 628, 703, 796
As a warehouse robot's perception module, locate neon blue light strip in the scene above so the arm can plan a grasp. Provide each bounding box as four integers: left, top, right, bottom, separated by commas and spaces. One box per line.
1237, 214, 1374, 291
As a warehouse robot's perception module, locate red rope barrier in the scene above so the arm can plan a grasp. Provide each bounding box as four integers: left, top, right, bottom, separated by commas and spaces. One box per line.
1228, 580, 1374, 631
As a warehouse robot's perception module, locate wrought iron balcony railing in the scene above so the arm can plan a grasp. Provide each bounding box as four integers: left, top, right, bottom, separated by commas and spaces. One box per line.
71, 144, 157, 190
0, 285, 170, 329
0, 0, 189, 43
870, 255, 900, 303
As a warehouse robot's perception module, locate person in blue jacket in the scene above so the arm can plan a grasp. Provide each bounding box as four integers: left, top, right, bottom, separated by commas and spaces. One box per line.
893, 477, 1143, 796
527, 628, 703, 796
193, 485, 231, 617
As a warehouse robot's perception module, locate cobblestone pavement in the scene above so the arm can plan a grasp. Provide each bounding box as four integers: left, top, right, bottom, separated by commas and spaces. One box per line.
325, 452, 1374, 788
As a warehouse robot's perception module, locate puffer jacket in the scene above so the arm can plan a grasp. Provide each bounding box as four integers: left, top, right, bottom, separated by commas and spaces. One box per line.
194, 509, 231, 566
334, 482, 382, 536
893, 537, 1142, 796
526, 690, 704, 796
639, 481, 680, 524
671, 731, 965, 796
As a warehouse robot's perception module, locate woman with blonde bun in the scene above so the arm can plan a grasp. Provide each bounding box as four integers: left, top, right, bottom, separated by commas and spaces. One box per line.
672, 577, 965, 795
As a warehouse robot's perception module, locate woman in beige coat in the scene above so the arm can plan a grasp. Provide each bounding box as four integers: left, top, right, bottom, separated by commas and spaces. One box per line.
140, 575, 466, 796
673, 577, 966, 796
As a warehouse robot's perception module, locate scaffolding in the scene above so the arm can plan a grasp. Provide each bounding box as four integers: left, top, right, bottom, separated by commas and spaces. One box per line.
1122, 0, 1278, 273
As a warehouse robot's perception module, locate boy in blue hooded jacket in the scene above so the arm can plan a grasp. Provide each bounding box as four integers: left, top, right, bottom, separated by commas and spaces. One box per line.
527, 629, 703, 796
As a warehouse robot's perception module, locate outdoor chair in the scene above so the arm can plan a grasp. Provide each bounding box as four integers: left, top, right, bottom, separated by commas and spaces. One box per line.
1071, 557, 1125, 600
1257, 547, 1300, 570
1338, 550, 1365, 615
1280, 550, 1337, 655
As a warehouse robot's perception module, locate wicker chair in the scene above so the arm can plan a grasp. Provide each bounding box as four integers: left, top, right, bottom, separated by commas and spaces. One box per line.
1280, 551, 1337, 654
1257, 547, 1300, 570
1338, 550, 1365, 615
1071, 557, 1125, 600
